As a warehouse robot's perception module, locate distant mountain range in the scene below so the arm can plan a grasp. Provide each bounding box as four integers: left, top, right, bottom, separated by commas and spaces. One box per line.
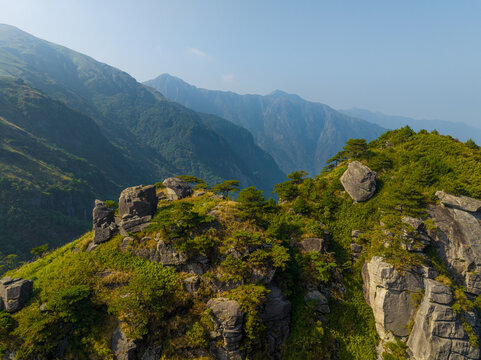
144, 74, 385, 175
0, 24, 284, 257
340, 108, 481, 145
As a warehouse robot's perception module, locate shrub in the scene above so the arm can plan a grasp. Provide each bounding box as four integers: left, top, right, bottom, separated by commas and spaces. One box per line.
228, 285, 270, 340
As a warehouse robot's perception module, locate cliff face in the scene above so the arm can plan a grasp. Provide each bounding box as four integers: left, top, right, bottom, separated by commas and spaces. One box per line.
362, 191, 481, 359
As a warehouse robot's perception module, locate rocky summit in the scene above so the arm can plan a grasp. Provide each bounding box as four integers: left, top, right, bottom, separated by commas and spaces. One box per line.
4, 129, 481, 360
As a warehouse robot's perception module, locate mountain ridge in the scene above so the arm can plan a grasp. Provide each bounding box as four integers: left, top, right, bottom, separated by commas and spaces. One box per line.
144, 73, 385, 175
340, 107, 481, 144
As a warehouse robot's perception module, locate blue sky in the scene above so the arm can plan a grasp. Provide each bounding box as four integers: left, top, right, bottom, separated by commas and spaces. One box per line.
1, 0, 481, 126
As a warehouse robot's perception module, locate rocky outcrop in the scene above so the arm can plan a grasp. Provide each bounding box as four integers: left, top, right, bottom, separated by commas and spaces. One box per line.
0, 277, 33, 313
207, 298, 244, 360
163, 177, 193, 201
340, 161, 377, 202
428, 192, 481, 295
119, 185, 158, 218
118, 185, 158, 236
92, 200, 117, 244
362, 257, 424, 340
111, 327, 137, 360
407, 279, 480, 360
259, 285, 291, 358
436, 190, 481, 213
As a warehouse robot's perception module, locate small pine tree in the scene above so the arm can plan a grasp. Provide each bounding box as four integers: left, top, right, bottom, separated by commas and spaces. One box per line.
211, 180, 240, 198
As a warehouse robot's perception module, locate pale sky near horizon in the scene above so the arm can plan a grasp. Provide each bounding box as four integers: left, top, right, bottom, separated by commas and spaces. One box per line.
0, 0, 481, 126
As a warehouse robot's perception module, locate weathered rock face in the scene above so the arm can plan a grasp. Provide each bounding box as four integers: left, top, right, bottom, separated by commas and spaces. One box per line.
207, 298, 244, 360
0, 277, 33, 313
163, 177, 193, 201
259, 285, 291, 358
119, 185, 158, 218
111, 327, 137, 360
428, 192, 481, 295
362, 257, 424, 339
340, 161, 377, 202
407, 279, 480, 360
92, 200, 117, 244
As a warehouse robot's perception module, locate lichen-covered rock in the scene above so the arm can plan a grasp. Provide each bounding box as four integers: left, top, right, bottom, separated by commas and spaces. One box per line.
436, 190, 481, 213
156, 240, 187, 267
183, 275, 200, 295
118, 185, 158, 218
428, 200, 481, 295
111, 327, 137, 360
207, 298, 244, 359
407, 279, 480, 360
0, 277, 33, 313
298, 236, 328, 254
259, 285, 291, 358
163, 177, 193, 201
92, 200, 117, 244
401, 216, 425, 231
362, 257, 423, 339
340, 161, 377, 202
140, 346, 162, 360
304, 290, 330, 314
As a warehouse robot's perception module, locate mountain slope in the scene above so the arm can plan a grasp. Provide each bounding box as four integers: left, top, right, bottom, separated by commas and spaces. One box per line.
4, 129, 481, 359
144, 73, 385, 174
0, 77, 133, 256
0, 24, 283, 190
340, 107, 481, 144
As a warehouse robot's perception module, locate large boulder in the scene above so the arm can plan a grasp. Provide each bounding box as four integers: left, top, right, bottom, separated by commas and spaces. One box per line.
0, 277, 33, 313
340, 161, 377, 202
207, 298, 244, 359
362, 257, 424, 340
118, 185, 158, 236
92, 200, 117, 244
162, 177, 193, 201
118, 185, 158, 218
407, 279, 480, 360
